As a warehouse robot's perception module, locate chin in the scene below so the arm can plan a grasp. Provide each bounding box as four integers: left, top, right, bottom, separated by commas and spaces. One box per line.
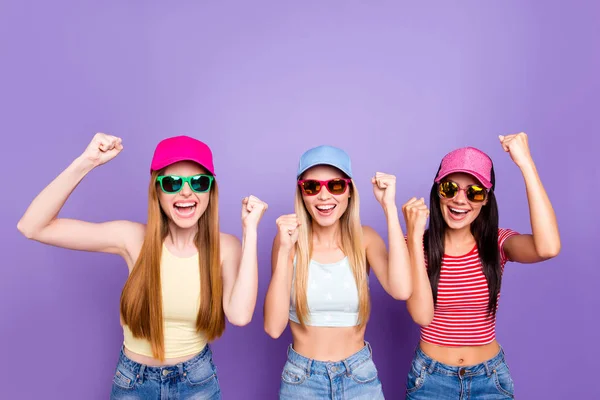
310, 212, 340, 227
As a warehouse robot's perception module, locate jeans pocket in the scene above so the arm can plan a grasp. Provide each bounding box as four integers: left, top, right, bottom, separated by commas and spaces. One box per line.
184, 359, 218, 387
350, 358, 379, 384
493, 362, 515, 398
112, 363, 137, 390
406, 358, 427, 395
281, 360, 307, 385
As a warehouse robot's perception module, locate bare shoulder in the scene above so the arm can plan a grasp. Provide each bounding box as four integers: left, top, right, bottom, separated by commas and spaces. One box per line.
219, 232, 242, 265
361, 225, 380, 244
220, 232, 241, 249
118, 221, 146, 264
118, 221, 146, 244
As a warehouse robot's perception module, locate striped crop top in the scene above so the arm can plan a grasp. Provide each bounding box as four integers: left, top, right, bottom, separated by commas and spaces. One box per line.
421, 228, 519, 347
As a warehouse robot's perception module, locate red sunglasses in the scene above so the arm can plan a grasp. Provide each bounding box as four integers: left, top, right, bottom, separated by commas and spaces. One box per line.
298, 178, 352, 196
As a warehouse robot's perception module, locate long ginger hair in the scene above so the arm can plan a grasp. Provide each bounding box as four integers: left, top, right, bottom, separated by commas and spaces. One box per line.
120, 170, 224, 360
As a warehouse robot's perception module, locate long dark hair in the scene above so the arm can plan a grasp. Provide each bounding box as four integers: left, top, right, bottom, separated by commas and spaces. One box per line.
424, 165, 501, 316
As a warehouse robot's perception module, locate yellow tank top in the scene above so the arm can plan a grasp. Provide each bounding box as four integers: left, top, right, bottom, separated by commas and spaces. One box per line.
122, 244, 208, 359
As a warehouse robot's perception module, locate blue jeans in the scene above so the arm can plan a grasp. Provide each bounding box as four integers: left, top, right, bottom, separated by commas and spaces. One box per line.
279, 341, 384, 399
110, 345, 221, 400
406, 345, 515, 399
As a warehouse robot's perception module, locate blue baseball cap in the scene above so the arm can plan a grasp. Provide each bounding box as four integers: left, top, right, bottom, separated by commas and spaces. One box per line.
296, 145, 353, 179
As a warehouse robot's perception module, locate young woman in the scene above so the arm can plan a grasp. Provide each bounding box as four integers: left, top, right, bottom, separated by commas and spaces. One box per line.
264, 144, 413, 399
17, 133, 268, 399
402, 133, 560, 399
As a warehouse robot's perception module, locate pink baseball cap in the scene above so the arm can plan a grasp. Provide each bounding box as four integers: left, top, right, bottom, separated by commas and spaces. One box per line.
435, 147, 493, 189
150, 135, 215, 175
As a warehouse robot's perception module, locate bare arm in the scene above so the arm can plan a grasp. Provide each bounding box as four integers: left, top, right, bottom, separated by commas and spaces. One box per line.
16, 133, 142, 263
220, 196, 268, 326
264, 214, 298, 339
368, 172, 412, 300
403, 198, 434, 326
499, 133, 561, 262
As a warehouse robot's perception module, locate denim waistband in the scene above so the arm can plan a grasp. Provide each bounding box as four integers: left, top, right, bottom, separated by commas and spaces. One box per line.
413, 345, 507, 378
286, 342, 374, 377
118, 344, 212, 382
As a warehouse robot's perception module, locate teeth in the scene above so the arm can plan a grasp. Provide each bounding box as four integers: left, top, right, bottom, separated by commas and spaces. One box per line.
450, 208, 468, 214
316, 205, 335, 211
175, 202, 196, 208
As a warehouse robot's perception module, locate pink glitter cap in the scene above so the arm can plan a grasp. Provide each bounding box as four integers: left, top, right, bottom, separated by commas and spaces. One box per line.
435, 147, 493, 189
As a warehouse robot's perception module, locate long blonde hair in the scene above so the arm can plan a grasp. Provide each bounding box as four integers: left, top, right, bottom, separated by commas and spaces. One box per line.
120, 170, 224, 361
293, 181, 370, 327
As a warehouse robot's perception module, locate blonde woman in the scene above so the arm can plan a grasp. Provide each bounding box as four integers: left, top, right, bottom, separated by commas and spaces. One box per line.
17, 133, 268, 399
264, 145, 412, 399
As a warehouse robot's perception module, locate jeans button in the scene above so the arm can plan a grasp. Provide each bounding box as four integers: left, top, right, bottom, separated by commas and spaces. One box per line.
163, 369, 169, 376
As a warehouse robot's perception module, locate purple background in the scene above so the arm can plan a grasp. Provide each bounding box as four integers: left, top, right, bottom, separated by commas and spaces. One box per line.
1, 1, 598, 399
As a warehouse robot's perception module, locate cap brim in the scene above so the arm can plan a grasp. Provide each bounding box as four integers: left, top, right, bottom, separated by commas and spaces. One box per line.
151, 156, 215, 176
297, 162, 352, 179
435, 169, 492, 189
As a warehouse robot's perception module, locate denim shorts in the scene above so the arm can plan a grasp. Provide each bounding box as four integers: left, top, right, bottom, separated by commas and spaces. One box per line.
406, 345, 515, 399
279, 341, 384, 399
110, 344, 221, 400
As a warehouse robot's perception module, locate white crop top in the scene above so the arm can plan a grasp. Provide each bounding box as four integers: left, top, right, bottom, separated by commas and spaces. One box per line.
289, 256, 360, 327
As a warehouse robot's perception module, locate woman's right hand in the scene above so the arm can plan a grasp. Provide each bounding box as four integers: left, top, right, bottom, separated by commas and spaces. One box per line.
402, 197, 429, 238
82, 133, 123, 167
276, 214, 301, 250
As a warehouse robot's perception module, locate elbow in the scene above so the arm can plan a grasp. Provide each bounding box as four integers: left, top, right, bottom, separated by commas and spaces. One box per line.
17, 220, 35, 239
390, 286, 412, 301
537, 242, 561, 260
392, 291, 411, 301
226, 312, 253, 327
264, 321, 285, 339
413, 312, 434, 327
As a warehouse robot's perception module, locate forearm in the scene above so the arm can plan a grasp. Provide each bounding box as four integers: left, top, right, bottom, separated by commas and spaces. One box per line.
520, 161, 561, 257
406, 236, 434, 326
17, 156, 95, 238
225, 229, 259, 325
383, 204, 412, 300
264, 248, 293, 338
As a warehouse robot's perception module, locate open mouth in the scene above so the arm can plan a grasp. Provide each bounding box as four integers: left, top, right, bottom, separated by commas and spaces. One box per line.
174, 201, 197, 218
315, 204, 336, 216
448, 207, 470, 220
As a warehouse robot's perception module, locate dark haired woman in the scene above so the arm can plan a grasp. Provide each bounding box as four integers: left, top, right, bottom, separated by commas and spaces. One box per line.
402, 133, 560, 399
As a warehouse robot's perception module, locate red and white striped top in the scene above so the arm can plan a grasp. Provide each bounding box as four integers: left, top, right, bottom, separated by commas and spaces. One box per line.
421, 228, 519, 347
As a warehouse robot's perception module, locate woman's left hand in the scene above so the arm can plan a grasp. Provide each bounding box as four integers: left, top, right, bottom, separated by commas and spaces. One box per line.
499, 132, 534, 168
241, 195, 268, 229
372, 172, 397, 208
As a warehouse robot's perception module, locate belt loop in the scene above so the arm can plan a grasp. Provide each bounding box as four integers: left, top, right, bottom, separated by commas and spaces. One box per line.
178, 363, 185, 382
342, 359, 351, 377
427, 359, 436, 374
366, 341, 373, 356
138, 364, 146, 384
484, 359, 492, 377
306, 359, 313, 378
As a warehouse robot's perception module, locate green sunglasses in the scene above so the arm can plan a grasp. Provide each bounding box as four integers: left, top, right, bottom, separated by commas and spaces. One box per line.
156, 174, 214, 194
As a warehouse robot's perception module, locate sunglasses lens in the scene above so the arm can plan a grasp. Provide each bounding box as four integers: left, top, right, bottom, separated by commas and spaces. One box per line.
161, 176, 182, 193
327, 179, 348, 195
467, 185, 486, 202
301, 180, 321, 195
438, 181, 459, 198
191, 175, 211, 192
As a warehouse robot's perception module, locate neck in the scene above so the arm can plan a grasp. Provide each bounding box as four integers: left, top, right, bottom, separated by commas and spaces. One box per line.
165, 221, 198, 251
311, 220, 341, 249
444, 226, 475, 248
